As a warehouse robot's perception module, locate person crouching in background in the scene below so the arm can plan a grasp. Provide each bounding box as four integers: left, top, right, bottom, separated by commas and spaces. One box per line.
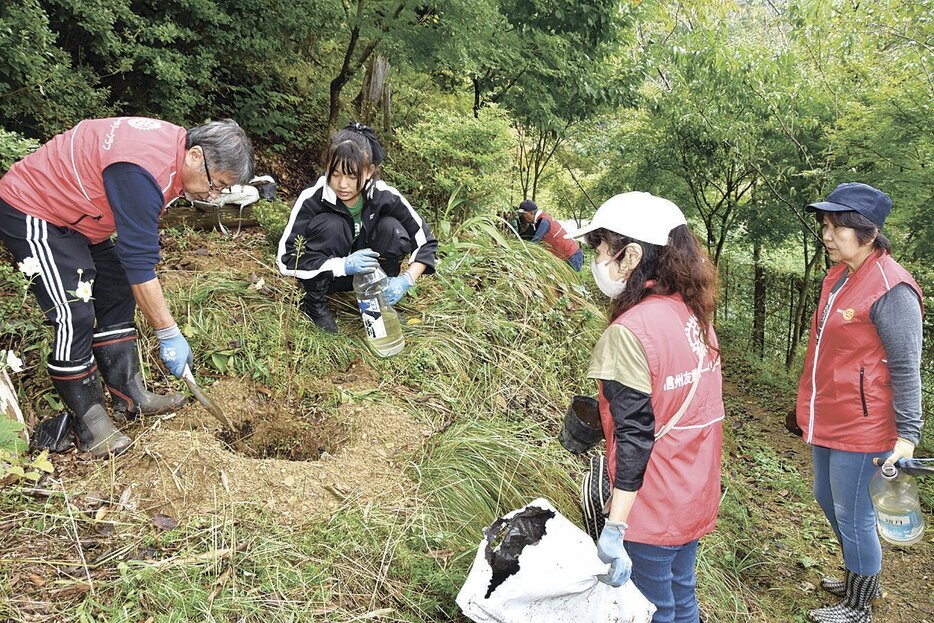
276, 123, 437, 333
517, 199, 584, 272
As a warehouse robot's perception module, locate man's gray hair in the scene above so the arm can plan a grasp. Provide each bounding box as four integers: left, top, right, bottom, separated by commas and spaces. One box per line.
186, 119, 254, 184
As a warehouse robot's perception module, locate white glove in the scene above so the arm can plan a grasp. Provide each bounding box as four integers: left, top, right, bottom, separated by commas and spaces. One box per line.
882, 438, 915, 468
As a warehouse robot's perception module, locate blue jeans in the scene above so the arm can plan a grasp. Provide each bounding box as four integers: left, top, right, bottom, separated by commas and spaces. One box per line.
624, 540, 700, 623
567, 249, 584, 272
812, 445, 889, 575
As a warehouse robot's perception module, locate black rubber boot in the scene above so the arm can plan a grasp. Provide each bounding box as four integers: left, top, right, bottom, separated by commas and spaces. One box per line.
300, 277, 338, 333
92, 323, 185, 417
49, 360, 131, 457
809, 571, 879, 623
820, 572, 882, 599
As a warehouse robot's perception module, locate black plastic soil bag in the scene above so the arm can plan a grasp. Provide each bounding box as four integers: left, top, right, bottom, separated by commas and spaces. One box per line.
483, 505, 556, 598
29, 412, 75, 452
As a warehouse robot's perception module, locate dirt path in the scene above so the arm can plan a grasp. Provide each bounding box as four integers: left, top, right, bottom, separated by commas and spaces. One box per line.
722, 378, 934, 623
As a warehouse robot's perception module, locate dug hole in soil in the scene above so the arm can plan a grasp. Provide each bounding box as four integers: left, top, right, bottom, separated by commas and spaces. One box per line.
71, 363, 428, 523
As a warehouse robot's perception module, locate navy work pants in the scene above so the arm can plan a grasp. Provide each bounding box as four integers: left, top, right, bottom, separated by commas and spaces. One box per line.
300, 212, 414, 292
0, 198, 136, 366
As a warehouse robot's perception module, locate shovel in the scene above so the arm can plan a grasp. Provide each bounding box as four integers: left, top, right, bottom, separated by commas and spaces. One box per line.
182, 365, 235, 431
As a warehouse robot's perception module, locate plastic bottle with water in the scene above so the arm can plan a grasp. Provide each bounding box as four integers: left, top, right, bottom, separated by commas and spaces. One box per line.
869, 464, 925, 545
352, 266, 404, 357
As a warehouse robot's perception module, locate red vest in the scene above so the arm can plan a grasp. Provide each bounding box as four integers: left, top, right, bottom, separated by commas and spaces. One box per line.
0, 117, 187, 243
598, 294, 724, 545
537, 212, 580, 260
796, 251, 922, 452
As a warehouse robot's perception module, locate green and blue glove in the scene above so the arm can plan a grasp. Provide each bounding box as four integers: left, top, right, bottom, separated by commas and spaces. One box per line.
384, 272, 415, 305
596, 520, 631, 587
344, 249, 380, 275
156, 324, 194, 379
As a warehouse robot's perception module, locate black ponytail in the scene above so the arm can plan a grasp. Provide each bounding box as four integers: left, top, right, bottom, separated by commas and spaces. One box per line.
344, 121, 385, 165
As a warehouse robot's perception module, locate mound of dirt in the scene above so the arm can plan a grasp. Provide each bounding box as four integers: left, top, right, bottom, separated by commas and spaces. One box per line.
67, 364, 429, 523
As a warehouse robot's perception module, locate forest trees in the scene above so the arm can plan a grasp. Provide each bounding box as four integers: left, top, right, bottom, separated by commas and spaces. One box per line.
0, 0, 341, 149
0, 0, 112, 136
0, 0, 929, 270
577, 0, 931, 365
428, 0, 637, 201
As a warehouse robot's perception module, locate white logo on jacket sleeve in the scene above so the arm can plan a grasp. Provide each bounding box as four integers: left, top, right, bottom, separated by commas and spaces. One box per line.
128, 118, 162, 131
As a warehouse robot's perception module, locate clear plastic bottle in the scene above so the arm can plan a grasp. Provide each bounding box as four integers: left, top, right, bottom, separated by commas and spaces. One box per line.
869, 464, 926, 546
352, 267, 404, 357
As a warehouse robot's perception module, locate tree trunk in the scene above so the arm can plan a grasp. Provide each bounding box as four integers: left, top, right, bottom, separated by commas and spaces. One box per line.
328, 24, 360, 135
382, 76, 392, 131
752, 238, 766, 359
160, 204, 260, 231
785, 233, 824, 370
719, 259, 728, 324
326, 1, 405, 135
355, 54, 391, 127
521, 122, 570, 203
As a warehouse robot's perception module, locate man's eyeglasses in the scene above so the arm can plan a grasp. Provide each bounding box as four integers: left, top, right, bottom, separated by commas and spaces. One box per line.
202, 151, 223, 194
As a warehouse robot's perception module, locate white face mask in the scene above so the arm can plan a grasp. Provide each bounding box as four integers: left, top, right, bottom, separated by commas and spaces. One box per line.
591, 250, 627, 298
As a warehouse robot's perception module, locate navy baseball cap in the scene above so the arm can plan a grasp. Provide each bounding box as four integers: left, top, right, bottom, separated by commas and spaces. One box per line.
806, 182, 891, 228
518, 200, 538, 212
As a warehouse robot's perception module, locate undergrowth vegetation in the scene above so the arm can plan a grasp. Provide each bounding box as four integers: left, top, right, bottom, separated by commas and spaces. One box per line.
1, 218, 930, 622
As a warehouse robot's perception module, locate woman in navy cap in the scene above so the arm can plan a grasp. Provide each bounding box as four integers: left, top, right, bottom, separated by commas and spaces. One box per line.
795, 182, 924, 623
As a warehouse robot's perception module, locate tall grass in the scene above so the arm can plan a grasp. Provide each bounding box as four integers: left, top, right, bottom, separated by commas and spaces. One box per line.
382, 217, 603, 426
415, 416, 579, 545
7, 221, 910, 622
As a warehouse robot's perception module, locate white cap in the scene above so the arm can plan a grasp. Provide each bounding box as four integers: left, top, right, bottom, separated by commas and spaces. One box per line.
565, 192, 687, 246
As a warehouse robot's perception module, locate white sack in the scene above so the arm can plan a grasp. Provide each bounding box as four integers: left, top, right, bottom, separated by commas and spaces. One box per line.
456, 498, 655, 623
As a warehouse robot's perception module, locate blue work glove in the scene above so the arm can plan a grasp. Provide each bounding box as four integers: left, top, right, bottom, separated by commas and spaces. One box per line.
384, 272, 415, 305
343, 249, 380, 275
156, 324, 194, 379
596, 520, 631, 587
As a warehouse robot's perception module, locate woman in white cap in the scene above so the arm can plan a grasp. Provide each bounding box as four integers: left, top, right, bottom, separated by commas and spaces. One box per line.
795, 183, 923, 623
568, 192, 724, 623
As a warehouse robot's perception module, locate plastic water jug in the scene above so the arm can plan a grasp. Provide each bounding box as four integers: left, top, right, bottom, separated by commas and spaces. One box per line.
352, 267, 404, 357
869, 464, 925, 546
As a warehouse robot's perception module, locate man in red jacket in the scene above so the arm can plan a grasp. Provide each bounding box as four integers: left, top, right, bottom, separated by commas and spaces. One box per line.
0, 117, 254, 457
517, 200, 584, 271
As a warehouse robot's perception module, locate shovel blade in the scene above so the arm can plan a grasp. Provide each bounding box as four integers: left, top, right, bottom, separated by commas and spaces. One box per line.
182, 367, 235, 430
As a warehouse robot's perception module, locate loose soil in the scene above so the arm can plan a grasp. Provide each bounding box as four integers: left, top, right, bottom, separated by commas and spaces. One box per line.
62, 230, 431, 523
67, 364, 428, 522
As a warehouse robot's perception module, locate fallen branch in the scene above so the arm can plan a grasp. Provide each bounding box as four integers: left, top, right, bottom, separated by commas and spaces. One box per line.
145, 547, 233, 569
1, 367, 28, 445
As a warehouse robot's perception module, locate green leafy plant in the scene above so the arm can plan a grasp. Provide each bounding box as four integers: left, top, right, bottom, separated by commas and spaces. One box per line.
384, 107, 514, 225
0, 418, 27, 455
252, 199, 292, 249
0, 422, 54, 484
0, 129, 39, 175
